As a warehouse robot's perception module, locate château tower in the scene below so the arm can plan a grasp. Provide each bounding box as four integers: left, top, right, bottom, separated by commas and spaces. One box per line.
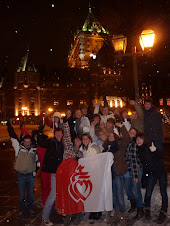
14, 50, 41, 118
68, 7, 109, 68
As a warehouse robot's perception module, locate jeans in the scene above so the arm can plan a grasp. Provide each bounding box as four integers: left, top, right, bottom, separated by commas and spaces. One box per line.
42, 173, 56, 220
112, 174, 125, 213
124, 168, 144, 208
145, 170, 168, 212
124, 171, 135, 200
17, 173, 35, 212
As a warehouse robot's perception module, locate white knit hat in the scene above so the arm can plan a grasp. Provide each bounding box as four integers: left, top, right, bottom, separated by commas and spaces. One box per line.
53, 111, 61, 119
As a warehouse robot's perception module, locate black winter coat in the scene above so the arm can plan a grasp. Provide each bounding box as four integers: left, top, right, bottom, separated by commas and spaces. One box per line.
143, 107, 163, 143
37, 134, 64, 173
137, 144, 165, 176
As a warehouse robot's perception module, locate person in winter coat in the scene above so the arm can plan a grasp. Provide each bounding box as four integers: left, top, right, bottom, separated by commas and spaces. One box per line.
90, 114, 101, 143
6, 120, 38, 219
20, 124, 51, 208
37, 126, 64, 226
80, 133, 101, 220
129, 100, 144, 133
80, 134, 101, 157
63, 109, 76, 139
62, 118, 83, 160
74, 109, 90, 135
93, 99, 114, 126
103, 131, 119, 177
60, 119, 83, 225
79, 103, 93, 122
143, 98, 164, 150
111, 122, 131, 226
137, 133, 168, 224
96, 128, 109, 152
125, 133, 145, 221
106, 118, 119, 136
45, 111, 63, 133
121, 110, 131, 131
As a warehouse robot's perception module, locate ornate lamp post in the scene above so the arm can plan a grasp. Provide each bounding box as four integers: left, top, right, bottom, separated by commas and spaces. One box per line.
112, 30, 155, 101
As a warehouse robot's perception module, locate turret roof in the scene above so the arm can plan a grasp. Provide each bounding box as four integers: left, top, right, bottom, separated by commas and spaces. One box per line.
82, 7, 109, 34
17, 50, 38, 73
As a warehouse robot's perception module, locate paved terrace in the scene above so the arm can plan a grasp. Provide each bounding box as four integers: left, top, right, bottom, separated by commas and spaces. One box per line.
0, 124, 170, 226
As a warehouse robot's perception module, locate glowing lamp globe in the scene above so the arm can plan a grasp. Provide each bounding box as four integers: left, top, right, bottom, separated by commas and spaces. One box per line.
112, 35, 127, 53
139, 30, 155, 50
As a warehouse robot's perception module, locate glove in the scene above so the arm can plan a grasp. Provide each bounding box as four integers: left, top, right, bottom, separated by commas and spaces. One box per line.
149, 142, 156, 152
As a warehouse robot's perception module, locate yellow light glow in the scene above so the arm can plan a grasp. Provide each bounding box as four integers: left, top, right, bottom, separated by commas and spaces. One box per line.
120, 100, 123, 108
139, 30, 155, 50
128, 111, 132, 116
16, 117, 19, 121
110, 100, 113, 108
61, 113, 66, 117
112, 35, 127, 53
15, 109, 18, 116
48, 108, 53, 112
35, 109, 38, 116
22, 107, 27, 110
160, 109, 163, 112
115, 100, 118, 108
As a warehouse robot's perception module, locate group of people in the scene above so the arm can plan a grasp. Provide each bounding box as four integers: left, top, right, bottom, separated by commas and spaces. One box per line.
7, 97, 168, 226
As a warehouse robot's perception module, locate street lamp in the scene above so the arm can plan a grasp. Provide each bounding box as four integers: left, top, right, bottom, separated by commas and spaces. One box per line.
112, 30, 155, 101
48, 108, 53, 112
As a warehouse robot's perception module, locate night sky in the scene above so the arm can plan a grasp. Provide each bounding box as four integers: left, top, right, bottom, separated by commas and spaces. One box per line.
0, 0, 169, 73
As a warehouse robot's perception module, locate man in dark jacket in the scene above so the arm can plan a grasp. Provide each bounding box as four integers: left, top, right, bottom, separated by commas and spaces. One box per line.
143, 98, 164, 150
38, 125, 64, 226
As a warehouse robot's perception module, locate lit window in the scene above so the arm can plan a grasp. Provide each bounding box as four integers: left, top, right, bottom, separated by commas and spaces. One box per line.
80, 100, 86, 104
54, 101, 59, 106
19, 97, 22, 105
31, 97, 34, 106
67, 100, 73, 106
56, 83, 59, 87
159, 98, 163, 106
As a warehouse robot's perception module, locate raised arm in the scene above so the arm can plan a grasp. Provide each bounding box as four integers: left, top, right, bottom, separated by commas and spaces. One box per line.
6, 120, 20, 157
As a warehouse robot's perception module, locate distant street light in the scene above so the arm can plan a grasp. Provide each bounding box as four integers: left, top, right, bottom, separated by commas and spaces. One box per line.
112, 29, 155, 102
48, 108, 53, 112
21, 106, 27, 125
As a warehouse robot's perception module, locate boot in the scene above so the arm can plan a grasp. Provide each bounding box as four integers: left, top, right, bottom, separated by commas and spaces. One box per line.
133, 207, 145, 220
95, 212, 102, 220
145, 208, 151, 221
119, 212, 126, 226
63, 215, 72, 226
109, 207, 120, 224
89, 212, 94, 220
157, 211, 166, 224
128, 200, 136, 213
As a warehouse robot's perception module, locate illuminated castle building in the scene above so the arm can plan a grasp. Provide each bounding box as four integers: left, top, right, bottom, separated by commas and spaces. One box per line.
68, 7, 109, 68
1, 7, 127, 123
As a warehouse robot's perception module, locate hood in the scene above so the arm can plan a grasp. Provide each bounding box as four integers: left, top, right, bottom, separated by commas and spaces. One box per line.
53, 111, 61, 119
